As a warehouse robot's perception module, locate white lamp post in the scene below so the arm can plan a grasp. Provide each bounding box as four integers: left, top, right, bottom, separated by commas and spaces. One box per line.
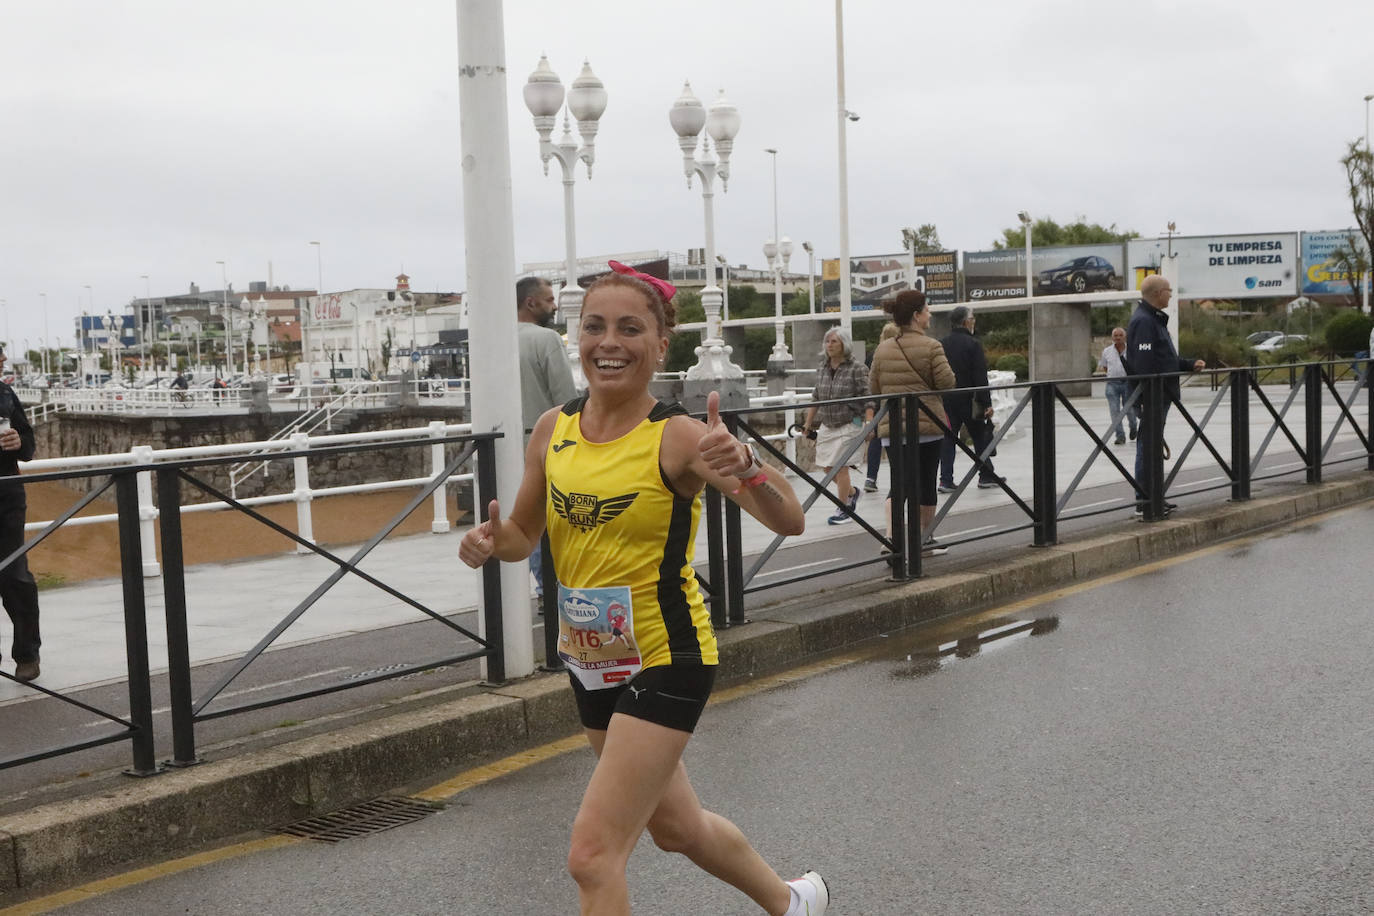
38, 292, 49, 378
763, 238, 795, 364
763, 148, 793, 365
802, 241, 815, 314
138, 275, 154, 379
835, 0, 855, 336
524, 55, 607, 387
670, 81, 745, 392
307, 240, 323, 378
104, 310, 117, 379
258, 294, 270, 375
1018, 211, 1033, 297
1357, 92, 1368, 315
716, 255, 730, 321
216, 260, 232, 374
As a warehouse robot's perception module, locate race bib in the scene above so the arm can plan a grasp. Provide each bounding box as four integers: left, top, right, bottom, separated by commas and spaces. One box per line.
557, 583, 641, 690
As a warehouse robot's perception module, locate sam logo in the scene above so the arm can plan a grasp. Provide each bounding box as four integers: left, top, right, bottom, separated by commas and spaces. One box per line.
1244, 276, 1283, 289
551, 482, 638, 532
561, 593, 600, 624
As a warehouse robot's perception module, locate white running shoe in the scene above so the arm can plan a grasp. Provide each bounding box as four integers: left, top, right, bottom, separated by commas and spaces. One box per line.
786, 871, 830, 915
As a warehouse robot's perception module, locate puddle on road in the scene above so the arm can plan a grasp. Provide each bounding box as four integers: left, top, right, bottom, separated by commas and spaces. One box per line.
858, 614, 1062, 683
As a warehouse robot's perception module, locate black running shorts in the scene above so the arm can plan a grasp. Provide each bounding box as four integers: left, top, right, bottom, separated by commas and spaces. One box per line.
570, 664, 716, 734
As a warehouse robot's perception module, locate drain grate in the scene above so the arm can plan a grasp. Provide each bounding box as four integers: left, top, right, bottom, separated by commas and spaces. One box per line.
274, 797, 443, 843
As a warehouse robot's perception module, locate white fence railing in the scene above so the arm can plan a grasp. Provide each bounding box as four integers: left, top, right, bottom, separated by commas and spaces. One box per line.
22, 421, 473, 578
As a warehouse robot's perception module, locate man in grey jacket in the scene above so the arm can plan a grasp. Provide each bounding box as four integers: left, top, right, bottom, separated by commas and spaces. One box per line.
516, 277, 577, 599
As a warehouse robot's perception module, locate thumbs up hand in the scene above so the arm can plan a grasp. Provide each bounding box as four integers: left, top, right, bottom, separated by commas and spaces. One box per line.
459, 499, 503, 568
698, 390, 752, 478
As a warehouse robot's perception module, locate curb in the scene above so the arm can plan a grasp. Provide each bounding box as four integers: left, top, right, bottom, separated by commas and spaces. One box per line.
3, 475, 1372, 898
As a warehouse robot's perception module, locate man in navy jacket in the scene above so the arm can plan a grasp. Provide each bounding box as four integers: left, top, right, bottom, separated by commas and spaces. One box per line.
939, 306, 999, 490
1127, 274, 1205, 515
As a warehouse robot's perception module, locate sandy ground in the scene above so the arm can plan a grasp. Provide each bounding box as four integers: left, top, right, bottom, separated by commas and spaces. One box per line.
22, 481, 469, 587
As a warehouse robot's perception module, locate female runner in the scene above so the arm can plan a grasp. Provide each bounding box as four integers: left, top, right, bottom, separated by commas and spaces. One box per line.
459, 262, 828, 915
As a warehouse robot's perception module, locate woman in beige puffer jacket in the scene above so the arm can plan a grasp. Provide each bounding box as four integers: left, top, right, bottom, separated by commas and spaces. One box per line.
868, 289, 956, 551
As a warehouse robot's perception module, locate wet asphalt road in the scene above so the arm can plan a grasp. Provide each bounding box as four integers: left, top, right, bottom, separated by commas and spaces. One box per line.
32, 505, 1374, 915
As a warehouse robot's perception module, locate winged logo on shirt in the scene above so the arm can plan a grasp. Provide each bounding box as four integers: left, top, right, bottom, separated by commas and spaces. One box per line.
550, 482, 639, 532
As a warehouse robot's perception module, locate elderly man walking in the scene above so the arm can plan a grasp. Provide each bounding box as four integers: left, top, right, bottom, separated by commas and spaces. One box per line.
938, 306, 1000, 492
1098, 327, 1137, 445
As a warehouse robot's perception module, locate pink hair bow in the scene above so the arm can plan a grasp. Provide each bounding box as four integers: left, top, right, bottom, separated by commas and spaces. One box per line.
608, 260, 676, 303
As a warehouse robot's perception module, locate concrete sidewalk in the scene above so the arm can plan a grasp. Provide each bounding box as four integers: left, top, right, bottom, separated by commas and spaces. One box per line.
3, 381, 1367, 705
1, 457, 1372, 900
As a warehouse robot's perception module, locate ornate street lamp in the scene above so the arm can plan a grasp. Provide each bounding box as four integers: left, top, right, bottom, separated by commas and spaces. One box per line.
763, 148, 793, 365
669, 81, 745, 400
524, 55, 607, 386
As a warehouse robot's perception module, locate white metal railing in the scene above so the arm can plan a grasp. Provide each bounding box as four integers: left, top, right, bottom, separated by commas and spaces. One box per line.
22, 421, 474, 577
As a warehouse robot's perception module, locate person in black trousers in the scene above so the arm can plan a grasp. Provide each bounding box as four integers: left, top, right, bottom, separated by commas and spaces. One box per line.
1127, 274, 1205, 516
0, 346, 41, 682
938, 306, 1000, 491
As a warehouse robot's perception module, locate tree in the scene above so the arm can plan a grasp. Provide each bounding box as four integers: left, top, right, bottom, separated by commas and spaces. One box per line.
1331, 140, 1373, 305
993, 216, 1138, 250
900, 224, 943, 253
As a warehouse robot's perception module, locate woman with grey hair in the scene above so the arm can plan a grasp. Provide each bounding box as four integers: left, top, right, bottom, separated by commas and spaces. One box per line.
802, 326, 875, 525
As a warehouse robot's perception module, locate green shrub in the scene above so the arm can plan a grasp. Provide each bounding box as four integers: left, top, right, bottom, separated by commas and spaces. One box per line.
1179, 330, 1246, 368
981, 326, 1028, 351
1321, 309, 1373, 355
995, 353, 1029, 380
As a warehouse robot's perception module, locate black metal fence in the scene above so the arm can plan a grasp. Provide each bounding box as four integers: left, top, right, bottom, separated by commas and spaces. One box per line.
700, 359, 1372, 627
5, 359, 1372, 776
1, 431, 503, 775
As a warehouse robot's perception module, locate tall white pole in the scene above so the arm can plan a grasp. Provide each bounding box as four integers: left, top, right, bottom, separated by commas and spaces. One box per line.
835, 0, 853, 335
1364, 94, 1372, 315
39, 292, 49, 377
309, 240, 323, 378
808, 246, 816, 313
457, 0, 533, 680
217, 260, 230, 375
767, 149, 786, 358
561, 163, 584, 382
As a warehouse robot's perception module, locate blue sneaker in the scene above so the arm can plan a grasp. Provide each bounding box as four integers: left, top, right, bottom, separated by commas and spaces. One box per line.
826, 489, 859, 526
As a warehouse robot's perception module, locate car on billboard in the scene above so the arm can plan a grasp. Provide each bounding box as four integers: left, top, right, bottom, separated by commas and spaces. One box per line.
1036, 255, 1118, 294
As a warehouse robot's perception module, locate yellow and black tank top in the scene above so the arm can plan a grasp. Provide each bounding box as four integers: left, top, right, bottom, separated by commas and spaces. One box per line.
545, 397, 717, 683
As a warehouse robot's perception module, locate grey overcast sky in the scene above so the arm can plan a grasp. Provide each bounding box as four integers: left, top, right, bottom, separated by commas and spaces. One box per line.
2, 0, 1371, 349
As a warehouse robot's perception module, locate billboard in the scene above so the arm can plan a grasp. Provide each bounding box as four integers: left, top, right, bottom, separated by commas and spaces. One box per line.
911, 251, 958, 304
1300, 230, 1370, 296
963, 244, 1126, 301
1125, 233, 1298, 299
820, 251, 959, 312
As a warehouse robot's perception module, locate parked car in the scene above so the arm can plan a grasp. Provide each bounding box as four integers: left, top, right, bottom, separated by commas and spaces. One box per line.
1036, 256, 1118, 294
1251, 334, 1307, 352
1245, 330, 1283, 346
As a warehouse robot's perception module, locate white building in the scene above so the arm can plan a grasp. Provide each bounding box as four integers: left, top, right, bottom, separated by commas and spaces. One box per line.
299, 275, 463, 380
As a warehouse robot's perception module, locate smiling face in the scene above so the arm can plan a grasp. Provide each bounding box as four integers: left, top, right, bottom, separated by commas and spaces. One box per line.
579, 284, 669, 398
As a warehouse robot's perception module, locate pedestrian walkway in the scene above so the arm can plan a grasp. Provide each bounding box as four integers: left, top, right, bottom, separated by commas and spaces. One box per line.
3, 381, 1364, 705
